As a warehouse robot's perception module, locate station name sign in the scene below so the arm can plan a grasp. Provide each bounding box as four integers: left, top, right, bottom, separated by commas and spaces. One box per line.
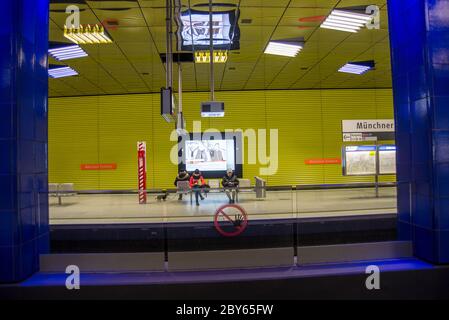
342, 120, 394, 132
342, 119, 395, 142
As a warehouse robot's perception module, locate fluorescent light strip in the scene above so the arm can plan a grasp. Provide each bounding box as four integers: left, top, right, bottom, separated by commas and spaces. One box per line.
322, 22, 360, 31
340, 67, 370, 72
51, 49, 85, 56
49, 45, 88, 61
264, 42, 303, 57
332, 10, 373, 21
48, 66, 78, 78
49, 70, 77, 75
339, 70, 367, 74
55, 51, 87, 58
341, 67, 371, 71
49, 73, 77, 79
321, 9, 372, 33
340, 65, 371, 70
320, 24, 358, 33
338, 63, 372, 74
52, 52, 87, 59
326, 17, 365, 27
194, 51, 228, 63
265, 47, 301, 54
48, 45, 80, 53
342, 64, 370, 69
56, 54, 88, 61
64, 26, 113, 45
326, 15, 370, 25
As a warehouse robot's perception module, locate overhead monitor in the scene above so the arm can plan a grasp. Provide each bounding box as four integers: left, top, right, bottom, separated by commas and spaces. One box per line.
161, 87, 173, 122
178, 9, 240, 51
201, 101, 224, 117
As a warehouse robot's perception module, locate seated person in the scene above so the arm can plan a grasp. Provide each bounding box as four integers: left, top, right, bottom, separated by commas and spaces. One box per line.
174, 170, 190, 200
222, 169, 239, 204
189, 169, 205, 206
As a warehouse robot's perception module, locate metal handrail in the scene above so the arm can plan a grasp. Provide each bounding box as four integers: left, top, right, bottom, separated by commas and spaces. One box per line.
43, 182, 397, 195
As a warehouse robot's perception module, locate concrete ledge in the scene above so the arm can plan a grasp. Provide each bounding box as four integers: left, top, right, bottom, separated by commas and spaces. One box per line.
40, 252, 165, 272
298, 241, 412, 265
39, 242, 411, 273
168, 247, 294, 271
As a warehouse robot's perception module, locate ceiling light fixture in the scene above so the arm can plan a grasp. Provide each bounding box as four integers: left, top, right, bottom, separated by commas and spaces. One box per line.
48, 44, 88, 61
264, 40, 303, 57
48, 66, 78, 78
194, 50, 228, 63
338, 61, 375, 75
64, 24, 113, 44
320, 9, 373, 33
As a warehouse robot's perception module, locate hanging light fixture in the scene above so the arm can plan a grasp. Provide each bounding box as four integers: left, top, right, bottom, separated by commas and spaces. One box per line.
264, 37, 304, 57
264, 41, 303, 57
64, 24, 113, 44
48, 44, 88, 61
194, 50, 228, 63
338, 60, 375, 75
48, 65, 78, 78
320, 9, 373, 33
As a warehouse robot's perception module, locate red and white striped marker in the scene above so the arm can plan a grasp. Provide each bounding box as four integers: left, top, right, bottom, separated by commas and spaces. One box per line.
137, 141, 147, 204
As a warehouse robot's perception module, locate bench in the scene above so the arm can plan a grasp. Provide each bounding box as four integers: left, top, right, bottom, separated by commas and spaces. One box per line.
212, 178, 252, 203
176, 180, 193, 204
49, 183, 77, 205
235, 178, 251, 202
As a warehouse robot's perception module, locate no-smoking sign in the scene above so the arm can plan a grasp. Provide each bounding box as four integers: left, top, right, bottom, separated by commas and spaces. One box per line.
214, 204, 248, 237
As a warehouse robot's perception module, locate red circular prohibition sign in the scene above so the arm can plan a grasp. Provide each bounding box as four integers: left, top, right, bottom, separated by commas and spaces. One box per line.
214, 204, 248, 237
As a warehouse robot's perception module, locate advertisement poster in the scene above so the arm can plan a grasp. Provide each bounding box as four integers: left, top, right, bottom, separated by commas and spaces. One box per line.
344, 146, 377, 176
378, 145, 396, 175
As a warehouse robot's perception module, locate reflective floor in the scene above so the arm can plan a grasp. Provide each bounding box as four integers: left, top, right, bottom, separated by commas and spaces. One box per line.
48, 187, 397, 225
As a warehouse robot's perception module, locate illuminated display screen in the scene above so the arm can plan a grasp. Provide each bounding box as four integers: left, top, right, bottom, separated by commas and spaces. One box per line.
185, 139, 235, 172
178, 132, 243, 178
178, 9, 240, 50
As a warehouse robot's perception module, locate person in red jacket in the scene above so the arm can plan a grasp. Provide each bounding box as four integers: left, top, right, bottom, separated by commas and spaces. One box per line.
190, 169, 205, 206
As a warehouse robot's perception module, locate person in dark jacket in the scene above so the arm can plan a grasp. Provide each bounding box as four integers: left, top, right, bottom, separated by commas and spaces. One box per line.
174, 170, 190, 200
222, 169, 239, 203
189, 169, 205, 206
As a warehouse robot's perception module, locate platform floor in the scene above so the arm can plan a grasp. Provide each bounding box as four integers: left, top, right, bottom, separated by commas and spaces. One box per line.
49, 188, 397, 225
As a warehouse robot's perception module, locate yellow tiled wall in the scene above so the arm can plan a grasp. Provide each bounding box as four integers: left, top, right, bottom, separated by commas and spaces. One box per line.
48, 88, 395, 190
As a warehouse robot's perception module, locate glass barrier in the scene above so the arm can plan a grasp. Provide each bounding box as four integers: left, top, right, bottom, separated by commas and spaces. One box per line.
40, 190, 168, 253
46, 190, 168, 225
42, 183, 399, 266
165, 187, 296, 270
296, 183, 398, 247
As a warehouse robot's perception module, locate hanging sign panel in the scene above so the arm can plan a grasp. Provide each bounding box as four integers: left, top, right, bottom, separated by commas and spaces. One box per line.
342, 119, 395, 141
